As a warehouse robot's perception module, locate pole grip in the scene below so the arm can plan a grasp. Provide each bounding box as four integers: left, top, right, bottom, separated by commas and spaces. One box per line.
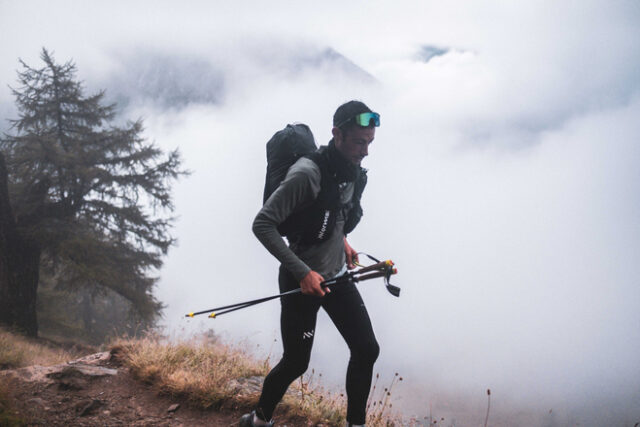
354, 271, 387, 282
356, 260, 394, 274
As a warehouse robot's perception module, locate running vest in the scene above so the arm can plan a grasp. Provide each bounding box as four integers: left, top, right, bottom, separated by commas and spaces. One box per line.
277, 144, 367, 244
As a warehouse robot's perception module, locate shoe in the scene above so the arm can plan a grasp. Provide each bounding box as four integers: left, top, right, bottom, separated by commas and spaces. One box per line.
239, 410, 274, 427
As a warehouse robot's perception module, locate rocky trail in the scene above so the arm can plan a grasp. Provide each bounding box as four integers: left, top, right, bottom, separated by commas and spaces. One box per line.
0, 350, 243, 426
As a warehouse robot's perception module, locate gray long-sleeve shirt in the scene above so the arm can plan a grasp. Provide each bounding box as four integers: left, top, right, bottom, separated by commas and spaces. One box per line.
253, 157, 355, 282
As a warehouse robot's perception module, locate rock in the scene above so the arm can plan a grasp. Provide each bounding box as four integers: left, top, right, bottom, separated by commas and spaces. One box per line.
167, 403, 180, 413
67, 351, 112, 366
48, 365, 117, 378
226, 375, 264, 394
0, 357, 117, 386
44, 365, 116, 390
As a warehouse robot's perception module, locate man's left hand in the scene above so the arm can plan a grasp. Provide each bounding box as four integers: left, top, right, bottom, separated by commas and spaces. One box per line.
344, 237, 358, 270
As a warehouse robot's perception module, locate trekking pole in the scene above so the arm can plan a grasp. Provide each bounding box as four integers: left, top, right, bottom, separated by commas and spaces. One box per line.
194, 271, 388, 318
185, 259, 398, 319
185, 288, 302, 318
185, 273, 359, 318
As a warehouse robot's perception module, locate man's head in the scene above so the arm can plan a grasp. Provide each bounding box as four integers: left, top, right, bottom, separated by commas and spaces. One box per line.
332, 100, 379, 166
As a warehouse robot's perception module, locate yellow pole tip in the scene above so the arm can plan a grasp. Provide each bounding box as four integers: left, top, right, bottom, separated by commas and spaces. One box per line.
187, 312, 194, 318
208, 313, 216, 319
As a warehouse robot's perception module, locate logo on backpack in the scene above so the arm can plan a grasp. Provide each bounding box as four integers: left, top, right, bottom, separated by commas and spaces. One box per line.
317, 210, 331, 240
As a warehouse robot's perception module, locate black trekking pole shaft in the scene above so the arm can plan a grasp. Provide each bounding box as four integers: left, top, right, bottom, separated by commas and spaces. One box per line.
186, 274, 362, 318
185, 288, 302, 318
206, 278, 347, 318
208, 277, 353, 318
208, 301, 264, 318
202, 276, 359, 318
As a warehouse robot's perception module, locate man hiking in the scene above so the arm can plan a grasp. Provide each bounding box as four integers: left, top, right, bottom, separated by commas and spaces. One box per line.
241, 101, 381, 427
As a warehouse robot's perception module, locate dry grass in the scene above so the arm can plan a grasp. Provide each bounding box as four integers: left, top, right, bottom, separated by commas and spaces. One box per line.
275, 368, 403, 426
279, 369, 348, 425
0, 328, 71, 426
0, 328, 74, 370
111, 332, 401, 426
111, 333, 268, 410
366, 372, 404, 426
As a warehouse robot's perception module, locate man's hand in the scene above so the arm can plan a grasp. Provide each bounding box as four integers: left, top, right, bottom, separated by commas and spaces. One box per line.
344, 237, 359, 270
300, 270, 329, 296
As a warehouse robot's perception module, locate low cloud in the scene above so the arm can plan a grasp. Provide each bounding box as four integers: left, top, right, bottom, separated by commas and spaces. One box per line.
1, 1, 639, 425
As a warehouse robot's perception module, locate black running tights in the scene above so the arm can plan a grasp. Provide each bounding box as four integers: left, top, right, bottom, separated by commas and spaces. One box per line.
256, 265, 380, 425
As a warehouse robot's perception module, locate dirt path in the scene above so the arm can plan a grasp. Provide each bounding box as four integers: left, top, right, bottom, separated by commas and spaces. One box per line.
1, 351, 244, 426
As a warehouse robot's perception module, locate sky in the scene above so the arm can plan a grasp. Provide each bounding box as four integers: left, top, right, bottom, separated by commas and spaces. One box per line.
1, 1, 639, 425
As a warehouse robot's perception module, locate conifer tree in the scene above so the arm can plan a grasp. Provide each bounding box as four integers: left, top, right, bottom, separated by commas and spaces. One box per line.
0, 48, 186, 336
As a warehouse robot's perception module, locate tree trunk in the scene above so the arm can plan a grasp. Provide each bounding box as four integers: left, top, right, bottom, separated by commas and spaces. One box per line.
0, 152, 40, 336
0, 153, 14, 327
7, 240, 41, 336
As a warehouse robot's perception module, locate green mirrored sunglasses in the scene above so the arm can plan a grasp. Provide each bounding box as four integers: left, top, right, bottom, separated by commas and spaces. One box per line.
337, 112, 380, 128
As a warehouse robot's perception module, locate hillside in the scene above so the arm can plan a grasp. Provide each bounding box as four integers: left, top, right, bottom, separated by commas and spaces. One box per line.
0, 330, 401, 426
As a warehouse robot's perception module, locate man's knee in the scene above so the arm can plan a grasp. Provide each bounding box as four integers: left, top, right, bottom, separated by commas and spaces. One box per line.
280, 352, 311, 379
281, 355, 311, 378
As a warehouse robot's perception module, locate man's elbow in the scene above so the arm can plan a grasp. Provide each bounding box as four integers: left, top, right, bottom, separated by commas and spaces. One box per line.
251, 215, 262, 238
252, 214, 276, 241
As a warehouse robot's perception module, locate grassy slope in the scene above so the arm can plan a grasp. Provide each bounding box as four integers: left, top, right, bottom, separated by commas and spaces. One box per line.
0, 329, 400, 426
112, 334, 403, 426
111, 334, 356, 425
0, 328, 75, 370
0, 328, 79, 426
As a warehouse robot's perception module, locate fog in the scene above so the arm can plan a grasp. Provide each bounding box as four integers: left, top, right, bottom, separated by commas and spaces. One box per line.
1, 1, 639, 425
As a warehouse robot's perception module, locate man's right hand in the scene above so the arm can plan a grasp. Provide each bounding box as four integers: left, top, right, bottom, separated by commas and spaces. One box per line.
300, 270, 329, 297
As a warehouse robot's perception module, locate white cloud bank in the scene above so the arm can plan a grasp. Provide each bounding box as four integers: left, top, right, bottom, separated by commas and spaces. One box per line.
1, 1, 639, 425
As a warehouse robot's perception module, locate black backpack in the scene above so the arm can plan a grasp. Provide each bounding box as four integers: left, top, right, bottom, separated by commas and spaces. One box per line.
263, 123, 317, 204
262, 123, 367, 243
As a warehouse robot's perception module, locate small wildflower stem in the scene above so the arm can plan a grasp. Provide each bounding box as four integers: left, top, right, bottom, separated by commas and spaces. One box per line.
377, 373, 398, 421
484, 389, 491, 427
299, 376, 305, 402
429, 402, 432, 424
367, 373, 379, 412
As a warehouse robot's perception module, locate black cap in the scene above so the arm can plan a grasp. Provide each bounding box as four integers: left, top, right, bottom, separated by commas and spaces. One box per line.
333, 100, 373, 127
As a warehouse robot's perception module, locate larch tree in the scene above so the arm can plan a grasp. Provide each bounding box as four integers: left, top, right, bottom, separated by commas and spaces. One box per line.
0, 48, 187, 336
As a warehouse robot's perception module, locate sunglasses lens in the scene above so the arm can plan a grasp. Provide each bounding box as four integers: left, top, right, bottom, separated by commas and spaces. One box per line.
355, 112, 380, 127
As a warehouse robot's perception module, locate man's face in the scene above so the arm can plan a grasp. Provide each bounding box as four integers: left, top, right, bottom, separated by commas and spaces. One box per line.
333, 125, 375, 166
